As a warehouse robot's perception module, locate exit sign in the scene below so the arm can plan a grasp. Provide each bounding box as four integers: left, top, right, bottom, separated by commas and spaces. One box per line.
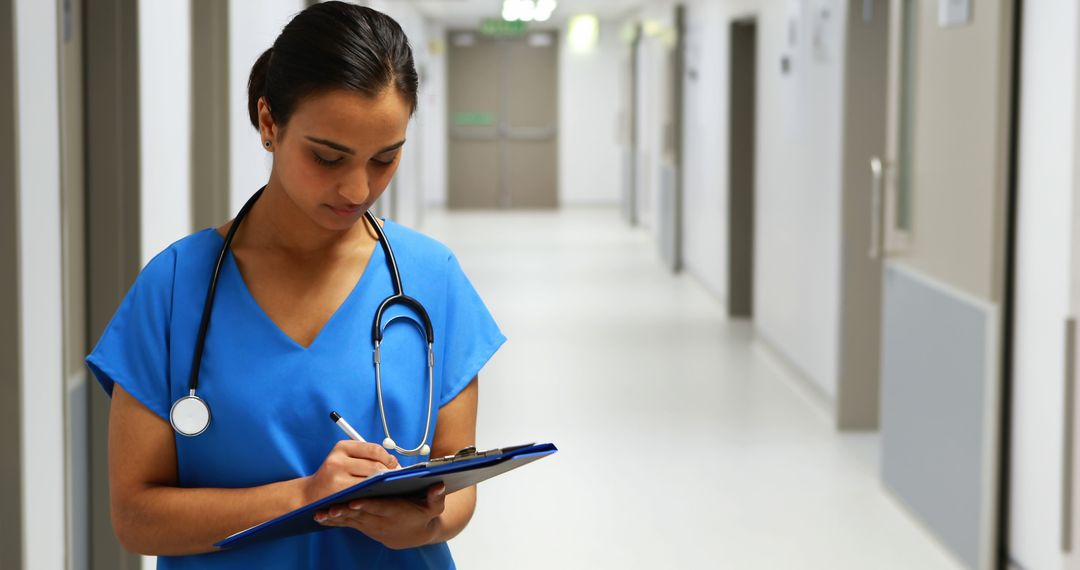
481, 19, 527, 37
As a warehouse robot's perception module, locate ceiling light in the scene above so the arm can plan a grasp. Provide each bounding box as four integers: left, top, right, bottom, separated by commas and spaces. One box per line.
518, 1, 535, 22
535, 0, 557, 22
502, 1, 520, 22
503, 0, 556, 23
568, 14, 599, 53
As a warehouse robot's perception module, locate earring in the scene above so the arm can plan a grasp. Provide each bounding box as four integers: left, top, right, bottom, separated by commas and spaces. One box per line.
264, 140, 272, 149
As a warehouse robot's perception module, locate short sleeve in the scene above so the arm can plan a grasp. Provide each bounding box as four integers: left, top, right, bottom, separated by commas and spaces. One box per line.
439, 253, 506, 406
85, 248, 177, 421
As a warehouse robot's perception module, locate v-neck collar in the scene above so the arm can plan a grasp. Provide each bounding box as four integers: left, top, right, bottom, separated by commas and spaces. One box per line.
206, 223, 388, 352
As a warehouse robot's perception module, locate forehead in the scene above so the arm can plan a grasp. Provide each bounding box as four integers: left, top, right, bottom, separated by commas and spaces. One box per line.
287, 88, 411, 149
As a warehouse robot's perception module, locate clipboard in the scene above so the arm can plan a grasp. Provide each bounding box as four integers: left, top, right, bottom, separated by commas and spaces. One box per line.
214, 442, 557, 550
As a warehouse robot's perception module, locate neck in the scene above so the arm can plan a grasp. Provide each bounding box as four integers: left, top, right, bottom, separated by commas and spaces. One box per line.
238, 176, 374, 258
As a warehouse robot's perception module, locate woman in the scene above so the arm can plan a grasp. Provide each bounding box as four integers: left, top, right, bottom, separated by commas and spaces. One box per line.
86, 3, 504, 567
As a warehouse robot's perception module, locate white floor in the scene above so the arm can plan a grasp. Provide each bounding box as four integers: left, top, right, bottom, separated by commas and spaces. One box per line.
421, 207, 965, 570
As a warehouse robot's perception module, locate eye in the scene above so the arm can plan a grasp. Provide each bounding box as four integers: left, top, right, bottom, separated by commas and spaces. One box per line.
372, 152, 399, 167
313, 152, 344, 167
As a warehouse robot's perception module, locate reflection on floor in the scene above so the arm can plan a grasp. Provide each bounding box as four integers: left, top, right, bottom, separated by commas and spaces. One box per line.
420, 207, 962, 570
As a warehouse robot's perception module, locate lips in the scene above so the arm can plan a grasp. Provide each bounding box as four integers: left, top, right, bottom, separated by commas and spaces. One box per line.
328, 204, 364, 216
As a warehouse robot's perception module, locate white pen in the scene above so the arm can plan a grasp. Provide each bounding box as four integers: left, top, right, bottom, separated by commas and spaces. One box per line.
329, 411, 366, 442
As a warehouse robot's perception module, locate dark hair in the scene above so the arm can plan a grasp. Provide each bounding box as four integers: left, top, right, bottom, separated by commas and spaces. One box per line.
247, 1, 419, 131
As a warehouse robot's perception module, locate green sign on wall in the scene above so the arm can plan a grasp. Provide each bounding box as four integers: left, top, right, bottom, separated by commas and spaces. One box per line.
453, 112, 496, 126
480, 19, 527, 37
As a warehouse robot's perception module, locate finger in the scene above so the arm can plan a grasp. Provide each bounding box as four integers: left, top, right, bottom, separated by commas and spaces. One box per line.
425, 484, 447, 514
317, 516, 355, 529
318, 503, 367, 523
339, 458, 389, 479
427, 483, 447, 501
346, 497, 416, 518
335, 440, 398, 469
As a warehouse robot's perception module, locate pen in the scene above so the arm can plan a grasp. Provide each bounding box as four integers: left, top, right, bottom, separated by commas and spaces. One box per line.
329, 411, 365, 442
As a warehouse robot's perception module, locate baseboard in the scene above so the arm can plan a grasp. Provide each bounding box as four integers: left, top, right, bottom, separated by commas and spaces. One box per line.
753, 334, 837, 425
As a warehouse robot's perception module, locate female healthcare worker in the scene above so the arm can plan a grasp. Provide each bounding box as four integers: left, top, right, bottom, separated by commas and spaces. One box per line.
85, 3, 505, 568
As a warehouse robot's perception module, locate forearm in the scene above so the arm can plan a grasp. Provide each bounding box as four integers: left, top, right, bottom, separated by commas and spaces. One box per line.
428, 486, 477, 545
114, 476, 308, 556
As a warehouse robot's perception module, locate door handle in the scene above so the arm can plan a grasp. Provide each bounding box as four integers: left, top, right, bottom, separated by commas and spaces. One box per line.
1065, 317, 1077, 552
869, 156, 886, 260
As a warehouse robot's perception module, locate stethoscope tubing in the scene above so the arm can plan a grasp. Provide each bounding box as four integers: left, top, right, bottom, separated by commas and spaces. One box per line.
175, 186, 437, 456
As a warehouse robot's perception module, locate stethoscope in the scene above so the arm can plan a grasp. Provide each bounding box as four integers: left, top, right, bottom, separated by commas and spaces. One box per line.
169, 186, 435, 456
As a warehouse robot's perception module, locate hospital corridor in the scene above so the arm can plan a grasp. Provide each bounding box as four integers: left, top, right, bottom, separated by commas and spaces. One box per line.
428, 208, 963, 569
4, 0, 1080, 569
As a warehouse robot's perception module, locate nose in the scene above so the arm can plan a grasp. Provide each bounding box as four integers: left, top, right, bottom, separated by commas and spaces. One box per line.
338, 169, 370, 206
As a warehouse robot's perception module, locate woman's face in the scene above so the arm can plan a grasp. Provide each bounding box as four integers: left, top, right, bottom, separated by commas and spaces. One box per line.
258, 87, 412, 232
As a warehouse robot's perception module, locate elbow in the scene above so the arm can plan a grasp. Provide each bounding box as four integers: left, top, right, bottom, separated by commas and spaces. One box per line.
111, 496, 158, 556
112, 511, 149, 555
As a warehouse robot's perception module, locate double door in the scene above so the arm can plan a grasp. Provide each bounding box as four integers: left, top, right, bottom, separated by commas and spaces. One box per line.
447, 31, 558, 209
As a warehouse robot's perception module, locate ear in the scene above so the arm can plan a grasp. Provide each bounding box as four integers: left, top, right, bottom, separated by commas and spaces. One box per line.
257, 97, 278, 146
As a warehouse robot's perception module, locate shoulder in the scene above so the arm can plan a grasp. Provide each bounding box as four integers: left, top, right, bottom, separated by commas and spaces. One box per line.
134, 229, 221, 291
383, 220, 456, 266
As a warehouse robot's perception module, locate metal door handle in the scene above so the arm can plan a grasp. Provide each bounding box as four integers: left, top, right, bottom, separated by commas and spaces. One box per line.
869, 156, 886, 260
1065, 317, 1077, 552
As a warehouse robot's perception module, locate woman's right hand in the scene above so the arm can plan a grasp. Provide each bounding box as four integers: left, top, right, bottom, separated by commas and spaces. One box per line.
301, 441, 399, 504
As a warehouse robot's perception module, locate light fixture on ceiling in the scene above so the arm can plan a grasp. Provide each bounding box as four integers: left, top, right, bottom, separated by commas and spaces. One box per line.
502, 0, 557, 23
567, 14, 599, 53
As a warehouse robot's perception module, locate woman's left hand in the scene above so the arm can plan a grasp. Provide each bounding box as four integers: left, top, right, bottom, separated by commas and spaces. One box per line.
314, 483, 447, 549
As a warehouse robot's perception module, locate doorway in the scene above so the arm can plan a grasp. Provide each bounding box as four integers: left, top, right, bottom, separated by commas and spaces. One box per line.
874, 1, 1019, 569
728, 18, 756, 318
621, 24, 641, 225
447, 31, 559, 209
836, 0, 888, 431
85, 0, 143, 567
0, 0, 21, 566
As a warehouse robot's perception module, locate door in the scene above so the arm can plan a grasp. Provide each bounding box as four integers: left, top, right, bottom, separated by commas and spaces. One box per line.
85, 0, 143, 567
728, 18, 756, 318
447, 31, 558, 209
59, 0, 91, 566
621, 24, 640, 224
0, 0, 20, 566
836, 0, 888, 430
658, 5, 686, 272
875, 2, 1017, 569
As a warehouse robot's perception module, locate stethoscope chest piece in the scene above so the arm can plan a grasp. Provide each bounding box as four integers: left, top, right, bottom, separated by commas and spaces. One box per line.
171, 392, 211, 437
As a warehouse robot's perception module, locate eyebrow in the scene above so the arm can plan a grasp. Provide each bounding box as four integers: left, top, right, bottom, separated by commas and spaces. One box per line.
305, 136, 406, 156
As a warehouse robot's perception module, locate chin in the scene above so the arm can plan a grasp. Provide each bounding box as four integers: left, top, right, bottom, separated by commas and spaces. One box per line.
318, 209, 365, 231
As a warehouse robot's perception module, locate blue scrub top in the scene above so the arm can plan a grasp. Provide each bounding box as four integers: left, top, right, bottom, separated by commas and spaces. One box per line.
86, 220, 506, 569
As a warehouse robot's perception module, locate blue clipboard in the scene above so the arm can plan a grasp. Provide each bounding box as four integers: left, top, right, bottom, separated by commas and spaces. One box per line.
215, 442, 557, 550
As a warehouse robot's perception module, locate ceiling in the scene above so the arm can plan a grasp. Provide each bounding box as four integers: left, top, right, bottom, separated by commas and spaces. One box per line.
387, 0, 648, 27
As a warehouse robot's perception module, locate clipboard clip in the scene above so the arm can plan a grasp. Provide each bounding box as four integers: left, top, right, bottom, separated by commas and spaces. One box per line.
426, 443, 537, 467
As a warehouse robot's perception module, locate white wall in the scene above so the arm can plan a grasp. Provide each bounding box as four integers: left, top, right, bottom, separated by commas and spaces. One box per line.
632, 4, 677, 232
681, 0, 846, 399
681, 0, 749, 300
420, 20, 449, 210
14, 0, 66, 568
1009, 1, 1079, 568
228, 0, 303, 213
558, 18, 622, 206
368, 0, 438, 228
140, 0, 193, 263
137, 5, 195, 566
